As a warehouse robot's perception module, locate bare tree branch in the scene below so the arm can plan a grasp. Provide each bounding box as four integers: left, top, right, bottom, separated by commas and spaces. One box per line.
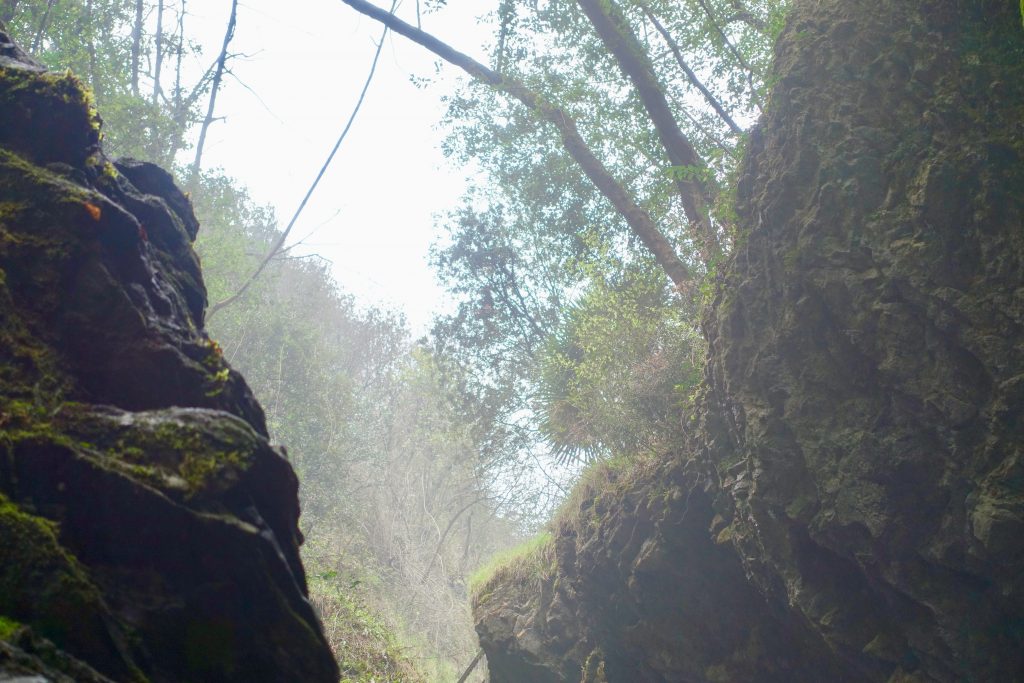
339, 0, 693, 290
419, 495, 487, 583
190, 0, 238, 180
207, 0, 397, 319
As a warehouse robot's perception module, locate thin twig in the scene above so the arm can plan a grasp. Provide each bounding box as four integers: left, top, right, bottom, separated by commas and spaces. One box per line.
206, 0, 398, 320
694, 0, 763, 112
190, 0, 239, 180
636, 0, 742, 135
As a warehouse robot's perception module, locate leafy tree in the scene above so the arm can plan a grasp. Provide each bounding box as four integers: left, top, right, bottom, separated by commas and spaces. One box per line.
343, 0, 786, 469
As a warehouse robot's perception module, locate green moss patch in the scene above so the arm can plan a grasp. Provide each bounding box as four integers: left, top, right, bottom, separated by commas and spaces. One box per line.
0, 495, 116, 661
0, 65, 101, 167
0, 615, 23, 641
48, 406, 261, 502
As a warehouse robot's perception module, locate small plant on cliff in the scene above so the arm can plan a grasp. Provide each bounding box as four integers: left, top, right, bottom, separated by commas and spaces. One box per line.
469, 532, 555, 601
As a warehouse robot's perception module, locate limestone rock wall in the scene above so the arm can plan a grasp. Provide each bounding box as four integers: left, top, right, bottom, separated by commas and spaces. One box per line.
474, 1, 1024, 681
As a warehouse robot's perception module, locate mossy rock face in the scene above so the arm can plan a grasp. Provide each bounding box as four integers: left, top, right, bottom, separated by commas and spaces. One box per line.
474, 1, 1024, 681
0, 32, 337, 683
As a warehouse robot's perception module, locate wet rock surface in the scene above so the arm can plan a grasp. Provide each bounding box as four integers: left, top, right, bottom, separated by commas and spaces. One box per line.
474, 1, 1024, 681
0, 32, 338, 683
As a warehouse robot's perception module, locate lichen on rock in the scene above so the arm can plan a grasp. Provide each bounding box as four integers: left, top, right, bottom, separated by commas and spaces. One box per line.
0, 29, 338, 683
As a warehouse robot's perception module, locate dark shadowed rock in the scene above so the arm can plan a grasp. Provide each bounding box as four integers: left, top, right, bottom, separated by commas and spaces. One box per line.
0, 29, 338, 683
474, 0, 1024, 681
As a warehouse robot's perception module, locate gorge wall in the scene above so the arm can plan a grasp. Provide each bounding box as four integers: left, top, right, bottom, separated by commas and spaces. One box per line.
0, 34, 338, 682
473, 0, 1024, 681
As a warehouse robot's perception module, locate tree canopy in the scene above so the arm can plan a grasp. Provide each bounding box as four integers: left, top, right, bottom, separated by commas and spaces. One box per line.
343, 0, 786, 464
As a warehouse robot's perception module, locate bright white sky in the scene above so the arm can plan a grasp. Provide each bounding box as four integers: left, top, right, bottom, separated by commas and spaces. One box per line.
187, 0, 495, 334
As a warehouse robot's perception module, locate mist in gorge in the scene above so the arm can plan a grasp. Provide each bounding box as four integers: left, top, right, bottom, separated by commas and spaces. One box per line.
0, 1, 1021, 682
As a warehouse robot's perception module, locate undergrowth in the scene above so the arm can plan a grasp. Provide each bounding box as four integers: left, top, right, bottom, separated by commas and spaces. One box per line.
307, 570, 424, 683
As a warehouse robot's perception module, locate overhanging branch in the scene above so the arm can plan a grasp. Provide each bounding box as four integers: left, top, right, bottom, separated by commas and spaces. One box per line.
338, 0, 692, 290
578, 0, 721, 265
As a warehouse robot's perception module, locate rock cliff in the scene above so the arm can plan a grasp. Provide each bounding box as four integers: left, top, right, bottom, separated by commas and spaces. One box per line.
0, 31, 338, 682
473, 1, 1024, 681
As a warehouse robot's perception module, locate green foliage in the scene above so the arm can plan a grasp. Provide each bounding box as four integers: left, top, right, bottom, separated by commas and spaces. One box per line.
4, 0, 206, 166
432, 0, 787, 485
662, 164, 715, 182
536, 264, 704, 463
548, 453, 637, 535
308, 569, 425, 683
469, 532, 555, 601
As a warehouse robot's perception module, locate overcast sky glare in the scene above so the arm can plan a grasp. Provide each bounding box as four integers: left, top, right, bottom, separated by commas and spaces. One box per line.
186, 0, 494, 334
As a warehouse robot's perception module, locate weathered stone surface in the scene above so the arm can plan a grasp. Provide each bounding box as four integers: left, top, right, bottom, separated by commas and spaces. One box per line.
474, 1, 1024, 681
0, 32, 338, 683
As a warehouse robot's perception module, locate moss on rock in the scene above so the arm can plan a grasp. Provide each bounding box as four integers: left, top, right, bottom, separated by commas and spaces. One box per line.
0, 28, 337, 683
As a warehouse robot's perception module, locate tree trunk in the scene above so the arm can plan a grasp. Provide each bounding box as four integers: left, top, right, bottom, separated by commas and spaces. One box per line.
83, 0, 101, 99
189, 0, 237, 180
0, 0, 18, 24
29, 0, 56, 53
578, 0, 722, 266
151, 0, 164, 104
339, 0, 693, 291
131, 0, 143, 96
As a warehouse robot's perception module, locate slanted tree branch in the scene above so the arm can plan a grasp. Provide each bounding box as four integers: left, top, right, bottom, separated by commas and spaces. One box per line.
456, 650, 485, 683
635, 0, 742, 136
578, 0, 721, 265
694, 0, 764, 112
339, 0, 693, 290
